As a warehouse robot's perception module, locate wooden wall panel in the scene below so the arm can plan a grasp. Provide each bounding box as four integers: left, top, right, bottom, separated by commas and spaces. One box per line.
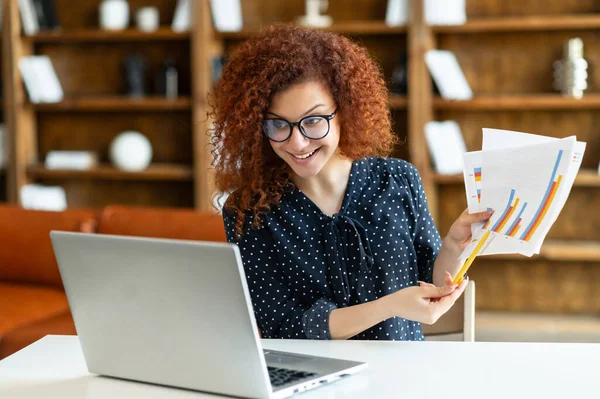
438, 31, 600, 94
464, 0, 599, 17
37, 112, 193, 163
468, 259, 600, 313
37, 42, 191, 97
435, 110, 600, 168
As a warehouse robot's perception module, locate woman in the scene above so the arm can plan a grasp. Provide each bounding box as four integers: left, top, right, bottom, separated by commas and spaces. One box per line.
208, 24, 492, 340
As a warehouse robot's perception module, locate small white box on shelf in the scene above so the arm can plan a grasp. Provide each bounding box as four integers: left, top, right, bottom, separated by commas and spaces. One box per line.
210, 0, 242, 32
19, 55, 64, 103
20, 184, 68, 211
425, 0, 466, 26
172, 0, 191, 32
45, 151, 98, 170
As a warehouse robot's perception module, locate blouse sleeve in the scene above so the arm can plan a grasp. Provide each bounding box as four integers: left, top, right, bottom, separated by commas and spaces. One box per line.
222, 209, 338, 339
405, 164, 442, 284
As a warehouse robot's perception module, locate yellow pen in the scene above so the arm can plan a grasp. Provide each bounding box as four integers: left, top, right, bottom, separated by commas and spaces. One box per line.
452, 230, 491, 285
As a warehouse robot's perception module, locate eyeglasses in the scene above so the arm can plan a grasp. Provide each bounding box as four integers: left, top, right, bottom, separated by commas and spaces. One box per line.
262, 107, 338, 142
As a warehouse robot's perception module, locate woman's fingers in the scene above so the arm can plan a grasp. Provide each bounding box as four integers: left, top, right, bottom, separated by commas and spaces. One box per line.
459, 208, 494, 226
444, 271, 453, 286
421, 283, 457, 299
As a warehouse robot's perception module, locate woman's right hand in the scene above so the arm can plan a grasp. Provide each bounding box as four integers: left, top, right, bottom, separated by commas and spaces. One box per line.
379, 272, 468, 325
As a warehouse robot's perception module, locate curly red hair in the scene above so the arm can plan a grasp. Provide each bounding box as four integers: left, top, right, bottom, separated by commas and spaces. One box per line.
208, 24, 396, 236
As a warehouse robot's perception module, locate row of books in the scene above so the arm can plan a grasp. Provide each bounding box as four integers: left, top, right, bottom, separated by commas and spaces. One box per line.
19, 0, 60, 35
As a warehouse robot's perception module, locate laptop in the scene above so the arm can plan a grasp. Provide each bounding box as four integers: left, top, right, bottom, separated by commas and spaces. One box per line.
50, 231, 367, 398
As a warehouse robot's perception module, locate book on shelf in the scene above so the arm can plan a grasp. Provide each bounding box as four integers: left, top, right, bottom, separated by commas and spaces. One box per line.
425, 49, 472, 100
19, 0, 60, 34
172, 0, 191, 32
210, 0, 243, 32
385, 0, 466, 27
45, 151, 98, 170
424, 120, 466, 175
20, 183, 67, 211
19, 55, 64, 104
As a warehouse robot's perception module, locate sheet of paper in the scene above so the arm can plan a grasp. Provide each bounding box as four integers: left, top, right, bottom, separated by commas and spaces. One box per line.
459, 130, 585, 261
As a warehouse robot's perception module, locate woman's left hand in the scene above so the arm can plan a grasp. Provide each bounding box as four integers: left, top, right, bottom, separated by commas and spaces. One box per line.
445, 208, 494, 252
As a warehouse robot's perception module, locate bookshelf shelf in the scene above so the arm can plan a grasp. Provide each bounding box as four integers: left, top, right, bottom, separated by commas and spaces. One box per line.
220, 21, 407, 39
27, 28, 190, 43
388, 95, 408, 109
27, 164, 194, 181
433, 15, 600, 33
433, 94, 600, 111
434, 169, 600, 187
488, 240, 600, 262
33, 97, 192, 112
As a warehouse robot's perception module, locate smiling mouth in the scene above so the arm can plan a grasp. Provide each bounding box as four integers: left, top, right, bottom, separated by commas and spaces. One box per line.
291, 148, 320, 159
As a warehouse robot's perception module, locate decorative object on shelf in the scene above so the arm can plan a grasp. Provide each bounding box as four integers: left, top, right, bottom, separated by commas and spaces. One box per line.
425, 49, 472, 100
136, 6, 159, 32
20, 183, 67, 211
390, 51, 408, 94
209, 0, 242, 32
424, 120, 466, 175
386, 0, 410, 27
172, 0, 192, 32
553, 38, 588, 99
99, 0, 130, 31
296, 0, 332, 28
425, 0, 466, 26
124, 55, 148, 97
32, 0, 61, 30
109, 131, 153, 172
155, 59, 179, 99
0, 125, 6, 169
45, 151, 98, 170
19, 55, 64, 104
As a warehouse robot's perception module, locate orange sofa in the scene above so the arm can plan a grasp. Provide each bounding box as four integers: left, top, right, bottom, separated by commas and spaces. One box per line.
0, 205, 227, 359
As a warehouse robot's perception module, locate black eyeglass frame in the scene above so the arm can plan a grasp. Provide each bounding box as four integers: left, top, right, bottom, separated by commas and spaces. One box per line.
262, 107, 338, 142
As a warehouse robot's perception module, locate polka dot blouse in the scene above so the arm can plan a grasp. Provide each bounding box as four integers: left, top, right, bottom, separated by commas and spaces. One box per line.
223, 157, 442, 341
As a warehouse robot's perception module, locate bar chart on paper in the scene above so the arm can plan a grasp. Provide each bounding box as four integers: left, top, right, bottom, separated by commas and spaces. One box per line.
458, 133, 585, 264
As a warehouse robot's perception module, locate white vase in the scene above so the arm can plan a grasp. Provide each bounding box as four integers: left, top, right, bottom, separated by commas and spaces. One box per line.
100, 0, 130, 31
109, 131, 153, 172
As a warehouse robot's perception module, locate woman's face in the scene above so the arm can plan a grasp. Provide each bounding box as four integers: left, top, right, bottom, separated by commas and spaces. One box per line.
265, 81, 340, 180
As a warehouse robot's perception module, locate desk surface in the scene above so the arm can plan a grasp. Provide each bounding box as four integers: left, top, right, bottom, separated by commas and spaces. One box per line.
0, 335, 598, 398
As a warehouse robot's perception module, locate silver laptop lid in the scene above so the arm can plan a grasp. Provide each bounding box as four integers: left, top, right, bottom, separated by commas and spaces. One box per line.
50, 231, 272, 398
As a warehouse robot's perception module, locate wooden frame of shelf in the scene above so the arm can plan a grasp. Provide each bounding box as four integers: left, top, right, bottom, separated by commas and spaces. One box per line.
434, 94, 600, 110
26, 28, 190, 43
33, 97, 192, 112
27, 164, 193, 181
433, 15, 600, 33
434, 169, 600, 187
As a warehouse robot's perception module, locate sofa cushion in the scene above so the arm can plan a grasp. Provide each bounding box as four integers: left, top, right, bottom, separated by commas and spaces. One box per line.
0, 206, 97, 287
0, 282, 71, 337
98, 205, 227, 242
0, 312, 76, 359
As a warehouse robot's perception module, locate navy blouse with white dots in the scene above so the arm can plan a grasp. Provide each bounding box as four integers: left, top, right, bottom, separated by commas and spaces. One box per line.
223, 157, 442, 341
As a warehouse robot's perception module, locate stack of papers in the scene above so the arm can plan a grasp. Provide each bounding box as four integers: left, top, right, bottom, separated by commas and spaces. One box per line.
459, 128, 587, 264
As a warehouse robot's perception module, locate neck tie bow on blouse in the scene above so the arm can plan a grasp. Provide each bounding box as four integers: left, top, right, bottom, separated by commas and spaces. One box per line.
324, 214, 375, 307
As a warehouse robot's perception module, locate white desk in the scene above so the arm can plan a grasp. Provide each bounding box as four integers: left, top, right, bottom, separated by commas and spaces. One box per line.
0, 335, 598, 398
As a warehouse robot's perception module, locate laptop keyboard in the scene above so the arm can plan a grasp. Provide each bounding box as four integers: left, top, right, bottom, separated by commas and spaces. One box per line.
267, 366, 317, 387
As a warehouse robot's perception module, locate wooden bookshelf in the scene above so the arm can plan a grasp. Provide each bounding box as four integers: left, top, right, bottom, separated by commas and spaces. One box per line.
26, 28, 190, 43
433, 15, 600, 33
27, 163, 193, 181
34, 97, 192, 112
434, 94, 600, 110
388, 95, 408, 109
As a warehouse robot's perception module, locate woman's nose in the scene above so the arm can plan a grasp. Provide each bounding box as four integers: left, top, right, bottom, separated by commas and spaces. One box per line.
287, 125, 310, 150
